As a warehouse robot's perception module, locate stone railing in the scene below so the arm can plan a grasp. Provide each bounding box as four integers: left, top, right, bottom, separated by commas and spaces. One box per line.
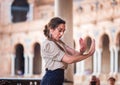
0, 78, 73, 85
0, 78, 41, 85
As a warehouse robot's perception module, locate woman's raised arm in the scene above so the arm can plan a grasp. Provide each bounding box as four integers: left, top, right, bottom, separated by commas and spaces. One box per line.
62, 39, 95, 64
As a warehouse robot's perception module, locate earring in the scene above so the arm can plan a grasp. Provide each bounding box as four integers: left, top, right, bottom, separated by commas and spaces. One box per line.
49, 33, 52, 38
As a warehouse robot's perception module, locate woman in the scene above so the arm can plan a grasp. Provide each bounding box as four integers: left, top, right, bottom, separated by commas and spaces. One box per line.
40, 17, 95, 85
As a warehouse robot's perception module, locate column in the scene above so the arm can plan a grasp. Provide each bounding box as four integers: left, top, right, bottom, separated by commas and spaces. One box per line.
76, 61, 84, 75
76, 63, 80, 75
110, 47, 114, 75
93, 50, 98, 75
11, 54, 15, 76
54, 0, 73, 46
24, 54, 29, 76
97, 48, 102, 74
80, 61, 85, 75
28, 53, 33, 76
54, 0, 73, 82
114, 46, 119, 73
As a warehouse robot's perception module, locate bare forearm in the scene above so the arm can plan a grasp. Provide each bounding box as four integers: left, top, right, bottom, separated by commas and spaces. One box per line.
62, 53, 91, 64
65, 45, 80, 56
71, 54, 90, 63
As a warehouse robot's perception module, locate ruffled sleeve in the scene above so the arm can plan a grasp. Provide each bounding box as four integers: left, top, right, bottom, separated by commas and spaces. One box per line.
41, 40, 65, 61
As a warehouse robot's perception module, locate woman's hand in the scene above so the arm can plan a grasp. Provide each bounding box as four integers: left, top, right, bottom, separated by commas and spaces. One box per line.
79, 38, 87, 54
62, 38, 95, 64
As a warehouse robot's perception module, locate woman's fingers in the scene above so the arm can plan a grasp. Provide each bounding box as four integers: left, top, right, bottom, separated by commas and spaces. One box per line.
88, 39, 95, 55
79, 38, 86, 53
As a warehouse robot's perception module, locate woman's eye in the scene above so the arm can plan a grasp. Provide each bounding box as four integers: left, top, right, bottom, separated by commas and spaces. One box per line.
57, 28, 65, 33
59, 30, 62, 32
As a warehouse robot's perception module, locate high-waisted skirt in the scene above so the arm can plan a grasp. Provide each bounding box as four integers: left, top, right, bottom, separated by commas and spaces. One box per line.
40, 69, 64, 85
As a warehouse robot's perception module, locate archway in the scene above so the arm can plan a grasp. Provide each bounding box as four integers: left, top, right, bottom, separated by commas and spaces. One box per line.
84, 36, 93, 75
15, 44, 24, 75
33, 42, 42, 74
101, 34, 110, 73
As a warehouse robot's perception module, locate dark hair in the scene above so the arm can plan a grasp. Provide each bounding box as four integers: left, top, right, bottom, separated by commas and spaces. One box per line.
108, 77, 116, 82
43, 17, 66, 38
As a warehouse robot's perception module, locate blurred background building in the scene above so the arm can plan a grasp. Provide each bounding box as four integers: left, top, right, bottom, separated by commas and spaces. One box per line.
0, 0, 120, 85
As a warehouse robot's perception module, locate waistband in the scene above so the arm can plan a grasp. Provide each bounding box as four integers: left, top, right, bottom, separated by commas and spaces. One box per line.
45, 68, 64, 71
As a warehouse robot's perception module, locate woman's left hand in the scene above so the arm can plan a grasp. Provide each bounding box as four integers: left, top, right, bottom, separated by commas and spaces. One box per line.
79, 38, 87, 54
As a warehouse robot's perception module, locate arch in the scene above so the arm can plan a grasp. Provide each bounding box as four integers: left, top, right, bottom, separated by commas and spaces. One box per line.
33, 42, 42, 74
84, 36, 93, 75
101, 34, 110, 49
15, 43, 24, 75
11, 0, 29, 23
101, 34, 110, 73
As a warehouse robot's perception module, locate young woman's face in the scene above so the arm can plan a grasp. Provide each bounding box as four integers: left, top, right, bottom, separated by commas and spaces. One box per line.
50, 23, 66, 41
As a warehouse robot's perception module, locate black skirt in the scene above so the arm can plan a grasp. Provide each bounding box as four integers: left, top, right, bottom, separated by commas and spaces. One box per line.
40, 69, 64, 85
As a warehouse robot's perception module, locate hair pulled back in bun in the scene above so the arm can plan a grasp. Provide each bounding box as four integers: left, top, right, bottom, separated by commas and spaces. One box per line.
43, 17, 65, 38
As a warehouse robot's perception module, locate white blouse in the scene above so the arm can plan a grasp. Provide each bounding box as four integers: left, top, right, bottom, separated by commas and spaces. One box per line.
41, 39, 67, 70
